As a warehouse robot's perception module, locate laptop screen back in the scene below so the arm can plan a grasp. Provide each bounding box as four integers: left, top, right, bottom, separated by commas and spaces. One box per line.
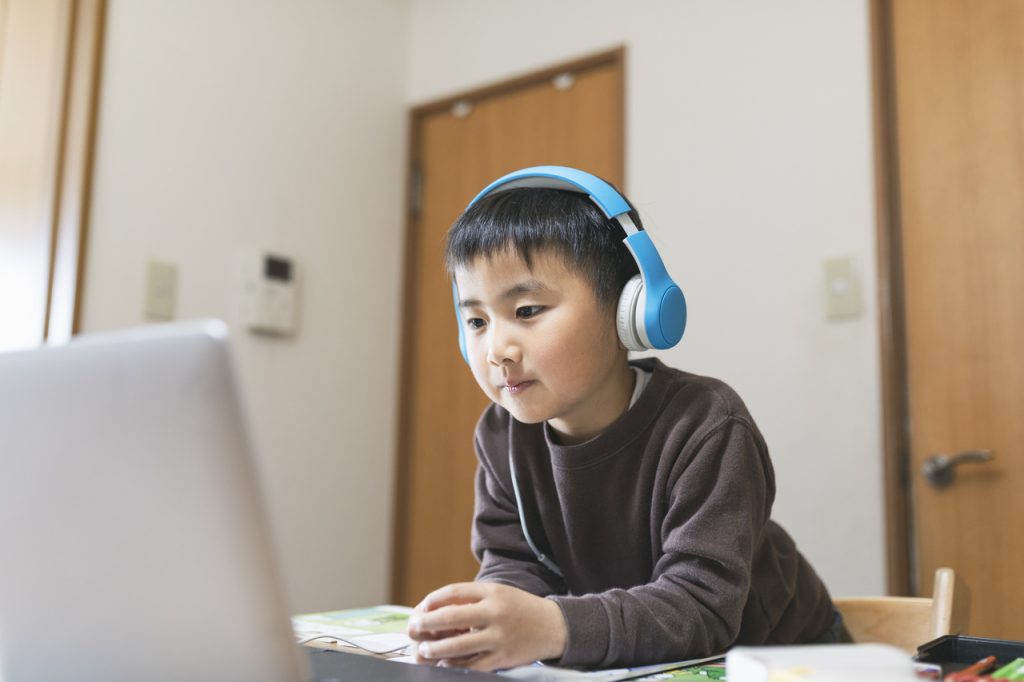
0, 321, 305, 681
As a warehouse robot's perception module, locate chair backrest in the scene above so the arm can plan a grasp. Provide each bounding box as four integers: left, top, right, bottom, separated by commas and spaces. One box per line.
833, 567, 969, 654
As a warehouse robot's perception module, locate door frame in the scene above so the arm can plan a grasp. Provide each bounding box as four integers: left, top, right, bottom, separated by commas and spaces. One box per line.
870, 0, 913, 597
389, 47, 626, 601
0, 0, 106, 346
46, 0, 106, 342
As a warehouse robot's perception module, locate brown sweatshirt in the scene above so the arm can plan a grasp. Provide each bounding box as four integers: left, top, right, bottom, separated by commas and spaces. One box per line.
470, 358, 835, 668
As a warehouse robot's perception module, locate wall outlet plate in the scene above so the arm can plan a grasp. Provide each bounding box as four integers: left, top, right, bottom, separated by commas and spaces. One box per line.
144, 260, 177, 320
824, 256, 862, 320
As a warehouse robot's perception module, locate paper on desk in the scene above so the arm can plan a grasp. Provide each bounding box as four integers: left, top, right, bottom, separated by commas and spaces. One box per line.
293, 604, 412, 634
330, 632, 411, 655
725, 643, 919, 682
294, 605, 723, 679
499, 653, 724, 681
292, 604, 413, 655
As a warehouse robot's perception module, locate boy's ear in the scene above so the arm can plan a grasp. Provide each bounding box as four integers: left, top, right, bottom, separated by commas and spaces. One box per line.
607, 303, 627, 352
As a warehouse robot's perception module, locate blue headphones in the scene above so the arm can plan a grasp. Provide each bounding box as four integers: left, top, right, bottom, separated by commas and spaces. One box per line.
452, 165, 686, 360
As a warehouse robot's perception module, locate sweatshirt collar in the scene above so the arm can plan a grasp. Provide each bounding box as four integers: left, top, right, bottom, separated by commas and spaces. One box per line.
543, 357, 670, 470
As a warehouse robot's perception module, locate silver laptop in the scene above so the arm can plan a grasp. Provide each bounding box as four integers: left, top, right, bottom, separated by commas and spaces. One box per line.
0, 320, 307, 681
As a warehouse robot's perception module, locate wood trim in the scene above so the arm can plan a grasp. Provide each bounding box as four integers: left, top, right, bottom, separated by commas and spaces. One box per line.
390, 47, 627, 601
0, 1, 9, 73
616, 48, 627, 193
410, 47, 625, 119
44, 0, 106, 342
870, 0, 912, 596
42, 0, 75, 341
69, 0, 104, 335
389, 107, 424, 601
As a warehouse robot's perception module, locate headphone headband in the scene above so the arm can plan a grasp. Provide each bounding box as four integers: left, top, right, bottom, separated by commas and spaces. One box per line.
468, 166, 633, 220
454, 166, 686, 358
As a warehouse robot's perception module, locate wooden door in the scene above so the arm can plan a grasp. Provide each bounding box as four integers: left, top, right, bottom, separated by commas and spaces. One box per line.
888, 0, 1023, 637
392, 50, 624, 606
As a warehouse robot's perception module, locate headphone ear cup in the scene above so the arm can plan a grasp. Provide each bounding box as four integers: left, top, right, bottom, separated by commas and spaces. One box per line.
616, 275, 647, 352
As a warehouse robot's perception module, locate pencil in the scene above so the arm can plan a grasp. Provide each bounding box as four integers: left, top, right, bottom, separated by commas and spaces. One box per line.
946, 656, 997, 682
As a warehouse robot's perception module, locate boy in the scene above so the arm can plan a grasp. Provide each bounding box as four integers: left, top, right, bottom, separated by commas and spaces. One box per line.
407, 169, 840, 672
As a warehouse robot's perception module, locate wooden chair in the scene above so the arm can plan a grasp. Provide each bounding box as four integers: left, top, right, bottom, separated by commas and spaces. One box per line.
833, 567, 970, 654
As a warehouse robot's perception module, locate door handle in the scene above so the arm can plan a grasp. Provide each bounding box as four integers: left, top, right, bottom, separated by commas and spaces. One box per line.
922, 450, 995, 488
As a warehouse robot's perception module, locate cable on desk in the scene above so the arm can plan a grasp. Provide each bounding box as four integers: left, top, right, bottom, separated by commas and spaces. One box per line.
294, 633, 411, 656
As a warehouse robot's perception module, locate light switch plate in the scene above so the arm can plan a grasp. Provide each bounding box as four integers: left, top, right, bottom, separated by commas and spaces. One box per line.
144, 260, 177, 320
825, 256, 861, 320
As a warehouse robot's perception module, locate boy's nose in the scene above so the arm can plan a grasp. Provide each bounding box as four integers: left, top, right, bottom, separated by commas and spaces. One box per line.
486, 325, 521, 366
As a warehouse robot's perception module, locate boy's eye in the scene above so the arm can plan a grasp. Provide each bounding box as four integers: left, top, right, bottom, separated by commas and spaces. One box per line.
516, 306, 544, 320
466, 318, 485, 330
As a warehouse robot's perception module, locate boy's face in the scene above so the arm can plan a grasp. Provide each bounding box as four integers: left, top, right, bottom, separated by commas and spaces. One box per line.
454, 248, 633, 444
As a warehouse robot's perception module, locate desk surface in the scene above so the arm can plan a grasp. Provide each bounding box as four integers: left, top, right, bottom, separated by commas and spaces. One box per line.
307, 648, 502, 680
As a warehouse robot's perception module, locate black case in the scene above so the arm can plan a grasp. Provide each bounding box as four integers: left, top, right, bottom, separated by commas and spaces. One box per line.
915, 635, 1024, 676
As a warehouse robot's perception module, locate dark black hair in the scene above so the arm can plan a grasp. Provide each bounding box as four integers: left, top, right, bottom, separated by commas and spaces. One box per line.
444, 187, 641, 308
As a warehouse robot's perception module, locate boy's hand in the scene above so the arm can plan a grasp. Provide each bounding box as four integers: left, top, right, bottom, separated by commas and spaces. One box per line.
406, 582, 567, 671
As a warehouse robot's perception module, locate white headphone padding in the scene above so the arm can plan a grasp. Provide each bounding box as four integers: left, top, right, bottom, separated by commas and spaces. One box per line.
616, 275, 646, 352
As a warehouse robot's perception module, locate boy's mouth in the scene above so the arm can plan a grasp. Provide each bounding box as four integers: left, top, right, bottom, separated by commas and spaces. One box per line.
502, 380, 534, 394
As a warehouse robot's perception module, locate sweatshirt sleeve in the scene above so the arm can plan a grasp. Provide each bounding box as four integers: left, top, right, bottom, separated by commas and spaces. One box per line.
549, 416, 771, 667
471, 429, 566, 597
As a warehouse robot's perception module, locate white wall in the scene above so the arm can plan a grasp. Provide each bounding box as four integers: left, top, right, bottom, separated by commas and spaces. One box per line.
81, 0, 409, 612
406, 0, 885, 596
81, 0, 886, 614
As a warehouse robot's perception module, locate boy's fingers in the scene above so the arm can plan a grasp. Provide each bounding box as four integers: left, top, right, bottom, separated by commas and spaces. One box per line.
437, 654, 480, 668
406, 627, 467, 643
416, 630, 490, 662
464, 652, 508, 672
409, 602, 487, 635
420, 582, 488, 610
416, 653, 475, 667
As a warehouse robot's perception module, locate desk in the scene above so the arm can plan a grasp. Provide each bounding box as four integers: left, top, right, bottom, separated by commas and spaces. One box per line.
306, 647, 502, 680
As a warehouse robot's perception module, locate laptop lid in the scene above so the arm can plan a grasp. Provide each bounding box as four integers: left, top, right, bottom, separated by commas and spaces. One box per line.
0, 320, 307, 681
